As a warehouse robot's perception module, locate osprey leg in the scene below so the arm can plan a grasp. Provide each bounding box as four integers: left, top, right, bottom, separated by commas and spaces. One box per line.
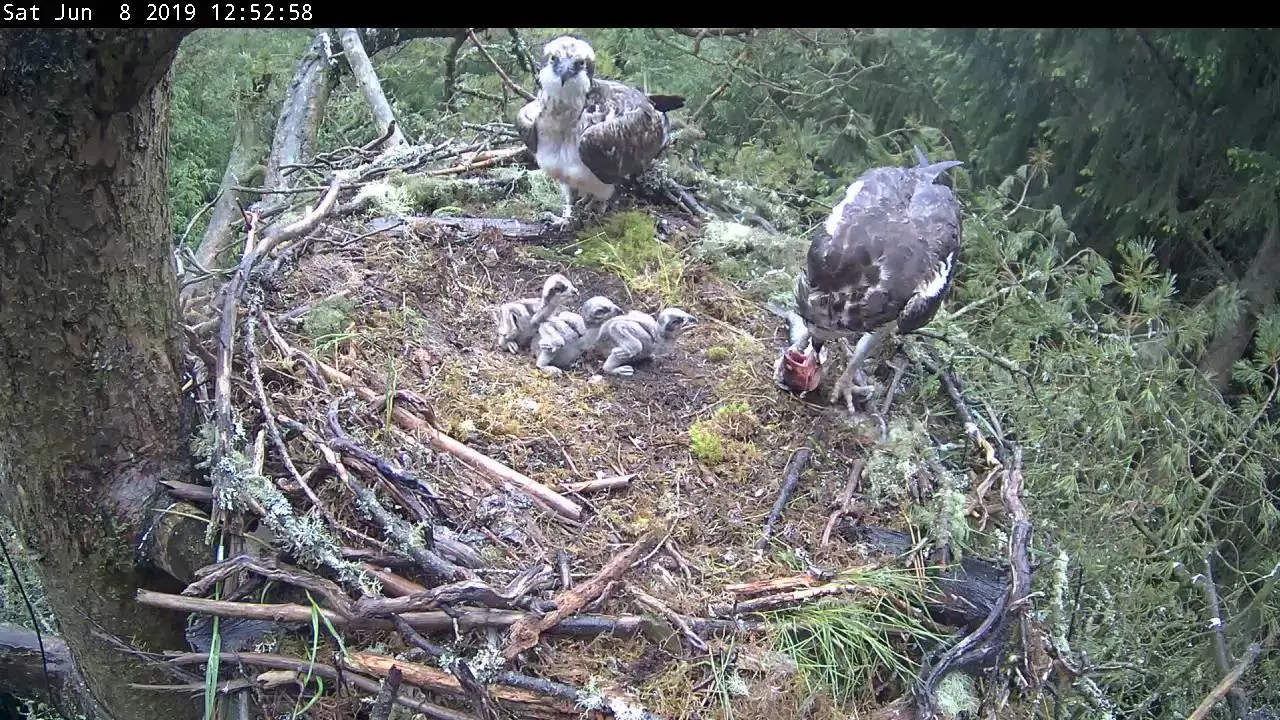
540, 181, 577, 227
830, 331, 881, 411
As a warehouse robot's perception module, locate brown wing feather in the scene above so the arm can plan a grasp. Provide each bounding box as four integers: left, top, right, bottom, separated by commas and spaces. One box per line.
577, 79, 669, 185
515, 99, 541, 155
797, 166, 962, 339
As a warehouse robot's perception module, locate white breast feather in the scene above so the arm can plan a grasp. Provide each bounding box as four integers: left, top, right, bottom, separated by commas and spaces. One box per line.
914, 251, 955, 303
824, 179, 865, 236
535, 124, 613, 200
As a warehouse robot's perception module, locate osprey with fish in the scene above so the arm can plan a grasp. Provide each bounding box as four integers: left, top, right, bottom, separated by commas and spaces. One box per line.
514, 35, 685, 226
775, 147, 965, 411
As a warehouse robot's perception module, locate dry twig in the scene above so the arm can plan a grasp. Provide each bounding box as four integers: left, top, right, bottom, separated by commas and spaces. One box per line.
502, 526, 667, 659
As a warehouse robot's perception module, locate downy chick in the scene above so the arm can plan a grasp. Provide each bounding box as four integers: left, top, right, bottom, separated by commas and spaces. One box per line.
598, 308, 699, 377
495, 274, 579, 353
536, 296, 625, 375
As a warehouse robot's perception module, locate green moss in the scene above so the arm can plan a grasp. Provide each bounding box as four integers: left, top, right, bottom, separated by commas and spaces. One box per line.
688, 422, 725, 464
688, 402, 762, 466
705, 346, 731, 363
301, 296, 356, 343
569, 211, 688, 304
692, 220, 807, 300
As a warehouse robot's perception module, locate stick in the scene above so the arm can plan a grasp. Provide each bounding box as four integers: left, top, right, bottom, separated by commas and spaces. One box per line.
559, 475, 635, 494
919, 354, 1001, 468
1187, 630, 1274, 720
629, 584, 708, 654
467, 29, 535, 101
755, 447, 813, 551
368, 665, 403, 720
820, 460, 864, 546
346, 653, 566, 716
279, 413, 474, 583
136, 588, 757, 638
724, 582, 887, 616
163, 651, 476, 720
501, 526, 667, 659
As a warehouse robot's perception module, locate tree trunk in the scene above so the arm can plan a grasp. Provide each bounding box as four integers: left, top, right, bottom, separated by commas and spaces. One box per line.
1199, 224, 1280, 394
338, 28, 407, 148
0, 29, 197, 720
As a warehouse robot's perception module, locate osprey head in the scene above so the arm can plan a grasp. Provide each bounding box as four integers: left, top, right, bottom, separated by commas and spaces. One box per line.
541, 273, 579, 303
581, 296, 623, 326
657, 308, 698, 337
539, 36, 595, 96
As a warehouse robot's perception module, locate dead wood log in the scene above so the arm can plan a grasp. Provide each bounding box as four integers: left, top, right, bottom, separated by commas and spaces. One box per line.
182, 73, 275, 309
160, 651, 478, 720
260, 30, 337, 196
0, 623, 110, 720
338, 29, 407, 148
135, 589, 756, 639
502, 526, 667, 660
345, 653, 574, 717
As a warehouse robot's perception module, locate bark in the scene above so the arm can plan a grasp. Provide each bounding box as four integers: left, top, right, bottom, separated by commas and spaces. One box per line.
338, 28, 406, 148
1199, 224, 1280, 394
0, 29, 198, 720
259, 29, 337, 195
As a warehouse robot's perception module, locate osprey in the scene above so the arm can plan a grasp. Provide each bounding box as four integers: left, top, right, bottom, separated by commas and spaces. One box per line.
775, 147, 964, 411
514, 35, 685, 226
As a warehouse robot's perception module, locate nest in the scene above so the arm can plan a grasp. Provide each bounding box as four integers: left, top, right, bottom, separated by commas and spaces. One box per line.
162, 136, 1033, 720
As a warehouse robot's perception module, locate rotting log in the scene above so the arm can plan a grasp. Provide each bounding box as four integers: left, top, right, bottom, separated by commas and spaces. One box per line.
0, 29, 201, 719
338, 28, 407, 148
0, 623, 108, 720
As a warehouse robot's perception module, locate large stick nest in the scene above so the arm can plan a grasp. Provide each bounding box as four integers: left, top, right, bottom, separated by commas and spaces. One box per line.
161, 130, 1039, 720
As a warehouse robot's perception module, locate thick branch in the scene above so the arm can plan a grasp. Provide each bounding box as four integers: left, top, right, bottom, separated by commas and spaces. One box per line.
338, 28, 407, 148
259, 30, 336, 194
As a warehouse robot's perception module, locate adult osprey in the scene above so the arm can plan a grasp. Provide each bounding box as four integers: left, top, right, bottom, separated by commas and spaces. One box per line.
514, 36, 685, 226
775, 147, 964, 411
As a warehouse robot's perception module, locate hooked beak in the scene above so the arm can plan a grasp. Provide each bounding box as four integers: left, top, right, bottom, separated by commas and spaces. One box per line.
554, 58, 580, 84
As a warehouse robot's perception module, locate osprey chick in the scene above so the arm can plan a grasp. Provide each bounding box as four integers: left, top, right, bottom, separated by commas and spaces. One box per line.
514, 36, 685, 227
777, 147, 964, 411
598, 308, 698, 377
535, 296, 625, 375
494, 273, 579, 353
